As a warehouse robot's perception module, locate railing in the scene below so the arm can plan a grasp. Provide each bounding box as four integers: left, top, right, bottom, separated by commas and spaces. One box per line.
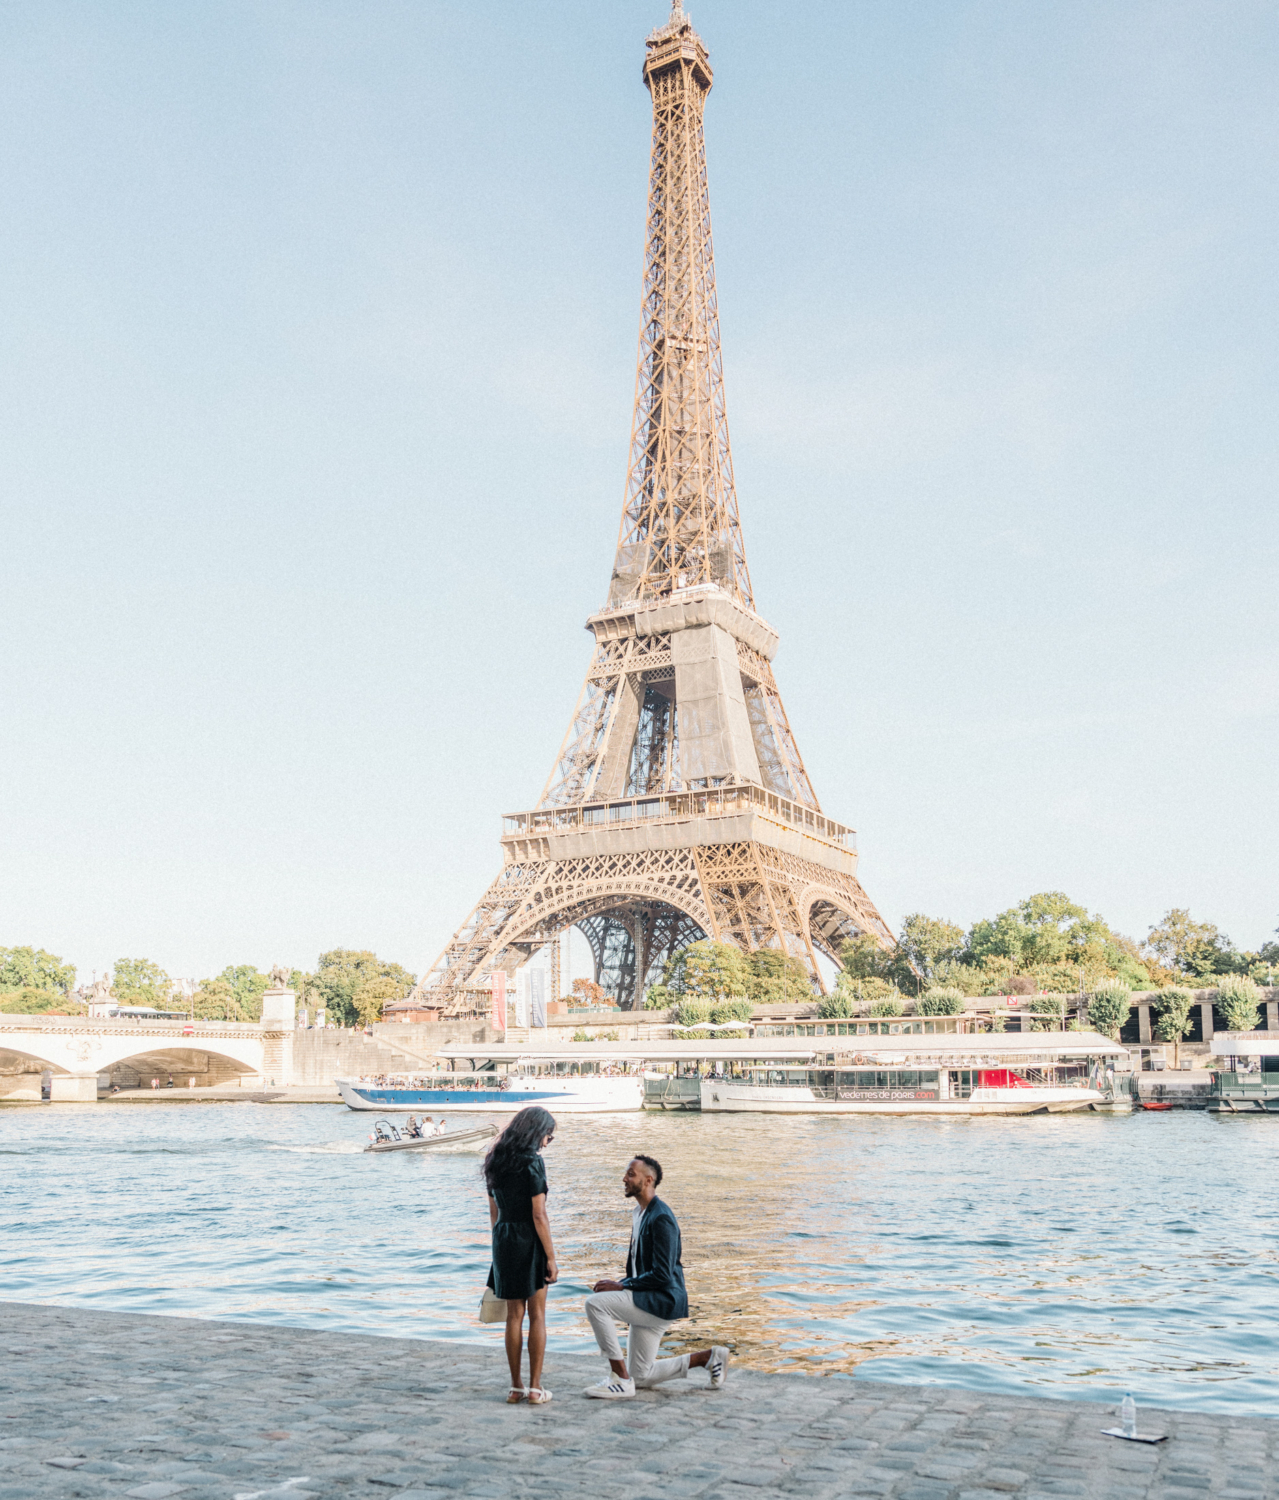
503, 783, 855, 848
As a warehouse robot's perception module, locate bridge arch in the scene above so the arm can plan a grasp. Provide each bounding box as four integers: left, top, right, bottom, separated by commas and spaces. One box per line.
0, 1022, 268, 1100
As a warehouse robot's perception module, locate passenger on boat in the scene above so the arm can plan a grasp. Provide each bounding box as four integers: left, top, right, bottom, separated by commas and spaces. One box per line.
405, 1116, 423, 1139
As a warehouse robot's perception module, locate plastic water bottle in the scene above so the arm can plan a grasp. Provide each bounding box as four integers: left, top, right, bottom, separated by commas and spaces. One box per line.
1120, 1394, 1137, 1438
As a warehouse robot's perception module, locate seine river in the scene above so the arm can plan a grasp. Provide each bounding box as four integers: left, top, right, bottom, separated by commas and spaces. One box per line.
3, 1103, 1275, 1411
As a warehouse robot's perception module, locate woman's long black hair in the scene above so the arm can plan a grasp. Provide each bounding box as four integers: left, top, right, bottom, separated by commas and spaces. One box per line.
482, 1105, 557, 1192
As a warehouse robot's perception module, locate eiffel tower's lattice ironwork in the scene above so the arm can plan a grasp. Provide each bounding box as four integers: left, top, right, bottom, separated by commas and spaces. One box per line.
420, 3, 892, 1013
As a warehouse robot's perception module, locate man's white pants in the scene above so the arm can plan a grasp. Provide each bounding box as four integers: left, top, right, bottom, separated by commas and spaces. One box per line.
584, 1291, 691, 1388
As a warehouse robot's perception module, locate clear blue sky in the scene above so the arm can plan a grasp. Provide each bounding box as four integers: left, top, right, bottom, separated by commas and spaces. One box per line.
2, 0, 1276, 985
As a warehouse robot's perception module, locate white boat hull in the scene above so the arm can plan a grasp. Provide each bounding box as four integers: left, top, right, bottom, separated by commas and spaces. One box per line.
337, 1077, 643, 1114
699, 1081, 1107, 1115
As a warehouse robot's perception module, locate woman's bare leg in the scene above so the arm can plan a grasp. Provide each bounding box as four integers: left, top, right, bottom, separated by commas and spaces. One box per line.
504, 1299, 527, 1390
526, 1287, 548, 1392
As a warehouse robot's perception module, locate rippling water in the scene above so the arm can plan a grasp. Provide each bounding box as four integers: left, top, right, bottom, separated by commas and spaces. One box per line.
3, 1102, 1275, 1411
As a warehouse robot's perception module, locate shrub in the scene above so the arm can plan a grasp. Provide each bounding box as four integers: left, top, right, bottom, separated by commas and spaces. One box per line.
1153, 987, 1196, 1044
817, 990, 855, 1020
869, 997, 904, 1018
710, 998, 754, 1025
1028, 995, 1069, 1031
1086, 983, 1131, 1040
917, 988, 964, 1017
0, 987, 84, 1016
572, 1029, 591, 1042
1216, 974, 1262, 1033
644, 984, 675, 1010
674, 999, 712, 1029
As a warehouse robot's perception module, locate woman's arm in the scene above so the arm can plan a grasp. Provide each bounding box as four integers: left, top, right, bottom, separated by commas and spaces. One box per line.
488, 1193, 498, 1229
530, 1193, 558, 1283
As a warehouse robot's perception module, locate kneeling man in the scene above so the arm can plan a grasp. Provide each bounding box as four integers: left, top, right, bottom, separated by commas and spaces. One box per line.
583, 1154, 729, 1399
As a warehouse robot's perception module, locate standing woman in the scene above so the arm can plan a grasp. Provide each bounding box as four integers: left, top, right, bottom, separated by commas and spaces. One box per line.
484, 1106, 559, 1404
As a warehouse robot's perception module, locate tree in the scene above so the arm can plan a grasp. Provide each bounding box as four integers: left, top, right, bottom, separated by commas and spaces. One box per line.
1154, 987, 1195, 1068
917, 988, 965, 1017
840, 934, 894, 981
1154, 988, 1195, 1043
1145, 909, 1238, 978
355, 975, 401, 1027
1086, 983, 1131, 1040
1216, 974, 1261, 1033
746, 949, 812, 1004
969, 892, 1098, 969
219, 966, 269, 1021
0, 946, 76, 995
192, 977, 243, 1021
113, 957, 171, 1008
671, 941, 750, 1003
897, 915, 966, 988
310, 950, 416, 1028
572, 978, 607, 1008
0, 987, 85, 1016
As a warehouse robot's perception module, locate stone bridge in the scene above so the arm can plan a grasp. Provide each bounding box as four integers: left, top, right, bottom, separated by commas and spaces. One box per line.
0, 1015, 289, 1101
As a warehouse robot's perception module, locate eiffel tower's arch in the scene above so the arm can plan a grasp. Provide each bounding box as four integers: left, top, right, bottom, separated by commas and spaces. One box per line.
474, 875, 710, 1009
800, 887, 885, 965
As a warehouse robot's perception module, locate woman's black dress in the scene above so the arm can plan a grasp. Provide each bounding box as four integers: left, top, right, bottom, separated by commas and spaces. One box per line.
488, 1153, 549, 1300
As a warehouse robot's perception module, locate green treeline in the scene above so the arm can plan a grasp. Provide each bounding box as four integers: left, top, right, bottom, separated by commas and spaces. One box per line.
0, 947, 416, 1028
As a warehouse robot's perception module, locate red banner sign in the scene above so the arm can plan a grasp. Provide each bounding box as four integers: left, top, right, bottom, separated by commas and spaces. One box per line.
490, 971, 507, 1032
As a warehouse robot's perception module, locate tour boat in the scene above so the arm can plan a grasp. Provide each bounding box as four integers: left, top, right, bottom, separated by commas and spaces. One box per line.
696, 1031, 1133, 1115
337, 1069, 644, 1114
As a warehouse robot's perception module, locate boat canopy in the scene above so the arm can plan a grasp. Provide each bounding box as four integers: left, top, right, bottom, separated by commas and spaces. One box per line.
437, 1041, 822, 1064
437, 1030, 1126, 1066
1209, 1032, 1279, 1058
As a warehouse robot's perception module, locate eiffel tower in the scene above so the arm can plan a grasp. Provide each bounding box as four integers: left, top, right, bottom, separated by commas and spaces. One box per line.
422, 2, 893, 1011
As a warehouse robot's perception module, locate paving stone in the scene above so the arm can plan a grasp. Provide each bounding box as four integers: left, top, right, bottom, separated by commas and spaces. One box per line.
3, 1302, 1277, 1500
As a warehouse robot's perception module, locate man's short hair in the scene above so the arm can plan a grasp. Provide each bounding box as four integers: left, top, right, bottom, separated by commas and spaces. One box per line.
632, 1153, 662, 1187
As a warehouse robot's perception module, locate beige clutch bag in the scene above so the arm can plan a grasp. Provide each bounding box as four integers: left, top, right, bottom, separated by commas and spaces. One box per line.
479, 1287, 508, 1323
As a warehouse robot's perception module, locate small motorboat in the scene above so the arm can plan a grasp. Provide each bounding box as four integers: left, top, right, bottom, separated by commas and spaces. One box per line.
364, 1121, 497, 1154
1139, 1101, 1174, 1111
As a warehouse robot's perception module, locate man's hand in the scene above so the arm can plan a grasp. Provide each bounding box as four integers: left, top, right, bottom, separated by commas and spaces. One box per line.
592, 1279, 625, 1293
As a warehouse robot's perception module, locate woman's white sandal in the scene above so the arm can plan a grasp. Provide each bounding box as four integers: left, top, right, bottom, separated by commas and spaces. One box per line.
506, 1387, 527, 1404
527, 1387, 553, 1404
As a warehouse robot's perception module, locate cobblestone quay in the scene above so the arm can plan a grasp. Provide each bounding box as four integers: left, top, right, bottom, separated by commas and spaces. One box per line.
2, 1303, 1274, 1500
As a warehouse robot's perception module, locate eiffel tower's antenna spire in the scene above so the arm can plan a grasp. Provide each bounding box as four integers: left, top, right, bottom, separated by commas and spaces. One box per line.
609, 0, 751, 610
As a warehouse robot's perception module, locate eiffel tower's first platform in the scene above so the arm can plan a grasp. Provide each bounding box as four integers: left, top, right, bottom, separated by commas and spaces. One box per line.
422, 3, 892, 1010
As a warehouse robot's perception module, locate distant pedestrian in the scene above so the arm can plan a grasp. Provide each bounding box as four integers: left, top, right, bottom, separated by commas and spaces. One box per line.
188, 1076, 196, 1089
150, 1077, 159, 1091
483, 1106, 559, 1405
582, 1155, 728, 1399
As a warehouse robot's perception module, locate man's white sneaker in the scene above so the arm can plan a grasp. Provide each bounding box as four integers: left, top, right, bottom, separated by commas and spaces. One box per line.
584, 1376, 636, 1400
707, 1346, 730, 1389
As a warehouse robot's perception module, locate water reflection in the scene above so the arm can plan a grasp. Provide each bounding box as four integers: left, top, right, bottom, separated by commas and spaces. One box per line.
2, 1103, 1275, 1410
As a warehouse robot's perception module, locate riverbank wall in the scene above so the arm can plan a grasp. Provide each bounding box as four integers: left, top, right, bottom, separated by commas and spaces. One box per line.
2, 1300, 1273, 1500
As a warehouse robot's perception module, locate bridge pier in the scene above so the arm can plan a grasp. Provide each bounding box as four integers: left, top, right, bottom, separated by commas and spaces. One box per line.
49, 1072, 99, 1103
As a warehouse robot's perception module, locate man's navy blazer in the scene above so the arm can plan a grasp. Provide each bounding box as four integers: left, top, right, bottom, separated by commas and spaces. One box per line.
621, 1196, 689, 1321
